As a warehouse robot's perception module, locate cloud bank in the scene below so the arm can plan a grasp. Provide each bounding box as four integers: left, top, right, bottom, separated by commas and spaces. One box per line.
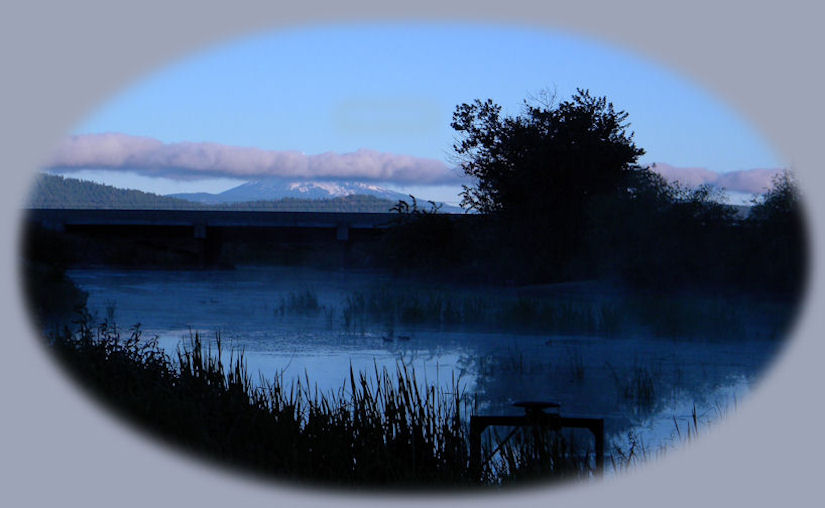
46, 134, 783, 195
649, 162, 783, 195
46, 133, 462, 184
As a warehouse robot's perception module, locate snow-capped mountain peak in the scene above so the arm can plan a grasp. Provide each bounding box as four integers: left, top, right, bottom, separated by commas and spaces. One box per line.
169, 178, 411, 204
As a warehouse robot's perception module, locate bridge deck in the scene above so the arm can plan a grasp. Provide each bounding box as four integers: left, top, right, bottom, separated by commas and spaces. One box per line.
25, 209, 401, 230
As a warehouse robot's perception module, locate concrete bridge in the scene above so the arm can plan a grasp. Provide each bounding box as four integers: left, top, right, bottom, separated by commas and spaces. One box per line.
25, 208, 408, 267
26, 208, 400, 241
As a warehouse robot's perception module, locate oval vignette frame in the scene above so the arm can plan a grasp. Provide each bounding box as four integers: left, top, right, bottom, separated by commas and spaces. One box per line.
2, 2, 823, 508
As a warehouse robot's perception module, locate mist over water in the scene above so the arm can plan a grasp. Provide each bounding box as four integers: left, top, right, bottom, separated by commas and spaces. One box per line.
67, 265, 781, 458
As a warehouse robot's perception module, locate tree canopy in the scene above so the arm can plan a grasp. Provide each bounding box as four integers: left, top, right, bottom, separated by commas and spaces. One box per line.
451, 89, 645, 217
450, 90, 647, 279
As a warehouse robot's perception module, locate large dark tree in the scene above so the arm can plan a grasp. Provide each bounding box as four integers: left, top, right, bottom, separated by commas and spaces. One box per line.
450, 89, 646, 281
745, 170, 807, 294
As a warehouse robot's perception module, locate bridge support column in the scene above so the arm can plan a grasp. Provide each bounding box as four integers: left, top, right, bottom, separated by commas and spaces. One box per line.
336, 223, 349, 241
193, 223, 223, 267
40, 220, 65, 232
336, 223, 352, 268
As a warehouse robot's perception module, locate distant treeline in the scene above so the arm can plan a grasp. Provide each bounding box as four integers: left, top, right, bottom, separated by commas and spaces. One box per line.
382, 170, 806, 296
27, 174, 400, 212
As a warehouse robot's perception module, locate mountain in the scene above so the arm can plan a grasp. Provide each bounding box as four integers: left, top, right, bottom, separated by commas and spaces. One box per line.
27, 174, 199, 209
25, 174, 442, 213
170, 178, 413, 204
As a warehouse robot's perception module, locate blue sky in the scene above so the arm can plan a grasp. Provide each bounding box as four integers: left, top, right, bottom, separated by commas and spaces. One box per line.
50, 22, 784, 203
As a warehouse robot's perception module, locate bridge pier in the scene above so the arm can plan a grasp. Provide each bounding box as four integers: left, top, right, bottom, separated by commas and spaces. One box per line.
193, 224, 223, 267
193, 223, 207, 239
41, 220, 65, 232
336, 223, 349, 242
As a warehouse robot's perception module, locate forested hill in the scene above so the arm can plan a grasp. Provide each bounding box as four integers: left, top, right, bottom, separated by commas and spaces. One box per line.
28, 174, 198, 209
25, 174, 402, 212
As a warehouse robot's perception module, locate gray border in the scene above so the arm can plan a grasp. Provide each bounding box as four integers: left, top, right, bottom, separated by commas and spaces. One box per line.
2, 1, 822, 507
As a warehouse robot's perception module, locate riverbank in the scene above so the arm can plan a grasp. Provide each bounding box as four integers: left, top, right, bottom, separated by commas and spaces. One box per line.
49, 317, 596, 488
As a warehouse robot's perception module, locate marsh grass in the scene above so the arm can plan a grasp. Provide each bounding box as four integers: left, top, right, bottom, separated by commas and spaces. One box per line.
474, 351, 557, 377
607, 362, 659, 413
608, 394, 739, 474
48, 313, 599, 488
275, 289, 323, 316
331, 284, 780, 341
266, 283, 789, 342
609, 431, 645, 473
565, 347, 586, 382
486, 427, 595, 484
672, 405, 701, 443
338, 287, 619, 335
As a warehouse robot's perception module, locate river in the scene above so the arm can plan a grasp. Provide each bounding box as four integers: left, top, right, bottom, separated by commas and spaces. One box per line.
66, 265, 785, 464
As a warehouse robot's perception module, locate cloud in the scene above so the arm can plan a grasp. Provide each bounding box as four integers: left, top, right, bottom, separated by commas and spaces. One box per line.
47, 135, 781, 194
649, 162, 783, 194
46, 133, 462, 184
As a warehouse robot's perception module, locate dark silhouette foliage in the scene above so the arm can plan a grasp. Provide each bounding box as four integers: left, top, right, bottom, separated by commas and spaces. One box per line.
749, 170, 803, 224
47, 316, 598, 487
452, 89, 644, 217
743, 171, 807, 294
451, 90, 646, 281
443, 88, 806, 294
21, 223, 88, 325
381, 195, 469, 275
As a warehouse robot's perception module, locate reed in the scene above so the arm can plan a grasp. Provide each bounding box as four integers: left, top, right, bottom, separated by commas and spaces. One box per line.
337, 286, 623, 335
47, 314, 598, 488
565, 347, 586, 383
274, 289, 323, 316
607, 362, 658, 413
608, 397, 739, 474
486, 427, 595, 484
332, 284, 777, 342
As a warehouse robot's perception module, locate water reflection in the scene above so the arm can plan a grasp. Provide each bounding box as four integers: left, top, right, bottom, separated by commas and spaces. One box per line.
68, 266, 782, 457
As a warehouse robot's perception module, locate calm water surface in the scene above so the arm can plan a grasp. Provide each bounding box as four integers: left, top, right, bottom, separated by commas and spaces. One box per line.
67, 266, 781, 459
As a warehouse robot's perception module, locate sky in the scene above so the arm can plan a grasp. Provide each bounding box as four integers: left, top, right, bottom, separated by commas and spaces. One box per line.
44, 23, 785, 204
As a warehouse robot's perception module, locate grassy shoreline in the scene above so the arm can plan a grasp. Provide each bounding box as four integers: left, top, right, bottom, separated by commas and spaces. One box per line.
48, 313, 598, 489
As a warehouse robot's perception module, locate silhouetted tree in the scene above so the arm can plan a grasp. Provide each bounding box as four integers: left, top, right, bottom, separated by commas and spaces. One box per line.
451, 89, 645, 281
584, 168, 673, 284
749, 170, 802, 224
745, 170, 807, 294
452, 89, 644, 214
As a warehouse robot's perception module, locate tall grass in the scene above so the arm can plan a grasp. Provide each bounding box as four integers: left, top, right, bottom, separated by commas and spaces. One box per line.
607, 362, 659, 414
608, 398, 738, 474
566, 347, 586, 383
338, 286, 619, 335
264, 282, 789, 342
274, 289, 323, 316
48, 313, 598, 488
485, 427, 595, 484
331, 284, 783, 341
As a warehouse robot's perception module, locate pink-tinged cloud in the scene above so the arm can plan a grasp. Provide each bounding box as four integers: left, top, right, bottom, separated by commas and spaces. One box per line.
46, 133, 462, 184
649, 162, 783, 194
